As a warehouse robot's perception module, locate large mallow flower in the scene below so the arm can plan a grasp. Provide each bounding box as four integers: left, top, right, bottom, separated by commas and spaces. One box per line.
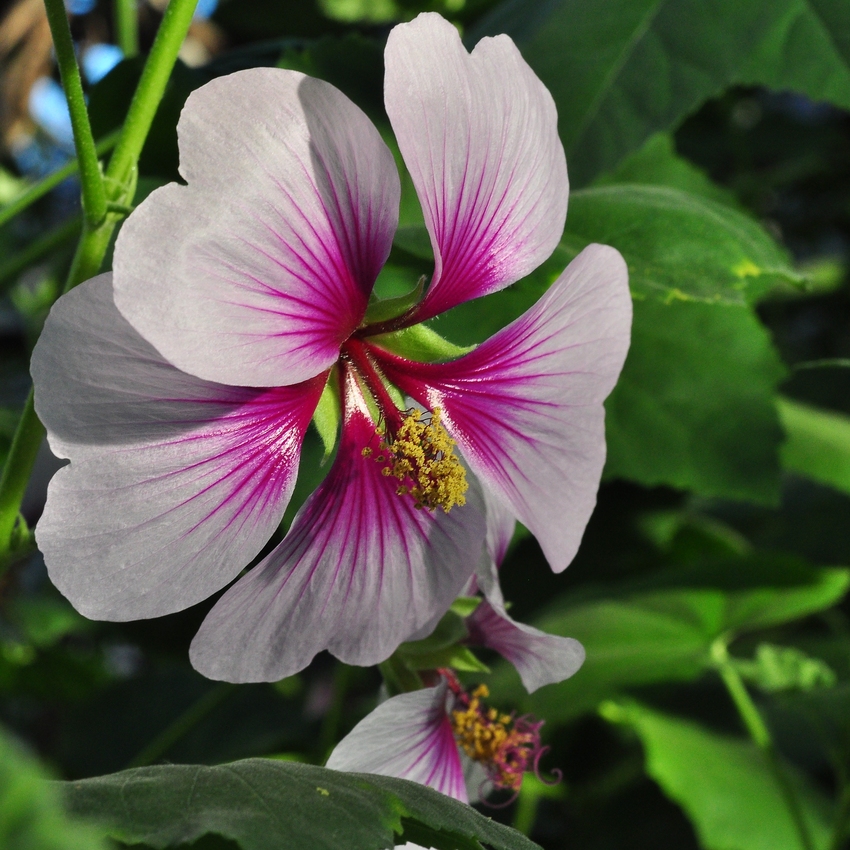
31, 13, 631, 683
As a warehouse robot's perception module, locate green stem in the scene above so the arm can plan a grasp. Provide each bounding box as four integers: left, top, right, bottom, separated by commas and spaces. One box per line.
106, 0, 198, 187
711, 638, 816, 850
0, 1, 198, 561
0, 133, 119, 230
0, 393, 43, 557
114, 0, 139, 57
42, 0, 107, 227
0, 215, 81, 293
127, 684, 233, 768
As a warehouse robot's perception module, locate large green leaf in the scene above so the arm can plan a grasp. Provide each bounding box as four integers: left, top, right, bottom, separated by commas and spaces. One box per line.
603, 700, 833, 850
473, 0, 850, 185
488, 557, 849, 722
0, 726, 109, 850
604, 298, 786, 502
566, 184, 802, 305
61, 759, 539, 850
595, 133, 743, 208
778, 396, 850, 496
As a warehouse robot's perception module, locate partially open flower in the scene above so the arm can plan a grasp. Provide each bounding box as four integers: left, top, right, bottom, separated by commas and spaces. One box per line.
327, 673, 557, 804
31, 13, 630, 682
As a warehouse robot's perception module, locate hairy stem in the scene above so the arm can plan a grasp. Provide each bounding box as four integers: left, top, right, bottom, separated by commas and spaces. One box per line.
114, 0, 140, 57
711, 638, 816, 850
42, 0, 107, 226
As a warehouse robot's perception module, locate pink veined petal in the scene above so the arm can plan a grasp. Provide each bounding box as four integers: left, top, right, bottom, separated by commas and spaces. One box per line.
31, 274, 324, 620
326, 682, 467, 803
468, 500, 585, 692
189, 371, 487, 682
384, 13, 568, 321
114, 68, 400, 387
466, 599, 585, 693
482, 484, 516, 569
371, 244, 632, 574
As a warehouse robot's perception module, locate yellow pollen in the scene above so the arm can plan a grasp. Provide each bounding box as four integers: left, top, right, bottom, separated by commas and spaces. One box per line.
449, 683, 542, 793
366, 408, 467, 513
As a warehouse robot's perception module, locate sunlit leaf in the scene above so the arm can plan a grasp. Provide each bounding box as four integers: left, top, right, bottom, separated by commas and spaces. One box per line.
602, 700, 833, 850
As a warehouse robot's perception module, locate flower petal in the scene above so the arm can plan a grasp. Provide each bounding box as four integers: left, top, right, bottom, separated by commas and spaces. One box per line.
471, 553, 584, 692
384, 13, 567, 320
326, 683, 467, 802
189, 373, 487, 682
482, 484, 516, 569
32, 274, 323, 620
467, 600, 585, 693
114, 68, 399, 387
372, 244, 631, 573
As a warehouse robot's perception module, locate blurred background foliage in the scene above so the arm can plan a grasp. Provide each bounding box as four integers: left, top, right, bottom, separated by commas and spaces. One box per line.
2, 0, 850, 848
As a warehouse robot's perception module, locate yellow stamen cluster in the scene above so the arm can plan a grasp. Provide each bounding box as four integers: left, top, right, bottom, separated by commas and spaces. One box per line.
451, 684, 512, 764
361, 408, 467, 512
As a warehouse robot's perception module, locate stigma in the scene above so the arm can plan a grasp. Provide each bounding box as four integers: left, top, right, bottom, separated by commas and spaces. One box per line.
448, 681, 551, 795
361, 407, 467, 512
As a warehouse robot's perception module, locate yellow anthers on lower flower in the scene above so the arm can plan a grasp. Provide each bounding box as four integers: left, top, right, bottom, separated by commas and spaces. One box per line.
366, 407, 467, 512
449, 682, 548, 794
451, 685, 509, 763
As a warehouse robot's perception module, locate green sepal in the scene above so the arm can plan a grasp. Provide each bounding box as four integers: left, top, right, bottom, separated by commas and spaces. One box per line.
373, 323, 475, 363
363, 276, 424, 324
311, 372, 340, 464
405, 645, 491, 674
400, 610, 468, 657
450, 596, 482, 618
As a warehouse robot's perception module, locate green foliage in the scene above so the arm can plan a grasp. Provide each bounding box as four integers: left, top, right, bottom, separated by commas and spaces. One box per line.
602, 700, 833, 850
488, 555, 849, 721
567, 184, 803, 305
473, 0, 850, 185
779, 397, 850, 496
61, 759, 540, 850
0, 726, 109, 850
605, 299, 786, 502
733, 643, 837, 693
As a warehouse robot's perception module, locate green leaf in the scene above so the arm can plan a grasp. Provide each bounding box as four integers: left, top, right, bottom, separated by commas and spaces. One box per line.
605, 299, 786, 503
778, 396, 850, 496
61, 759, 540, 850
601, 700, 833, 850
473, 0, 850, 185
488, 556, 849, 722
566, 184, 803, 305
733, 643, 836, 693
0, 725, 109, 850
595, 133, 742, 208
